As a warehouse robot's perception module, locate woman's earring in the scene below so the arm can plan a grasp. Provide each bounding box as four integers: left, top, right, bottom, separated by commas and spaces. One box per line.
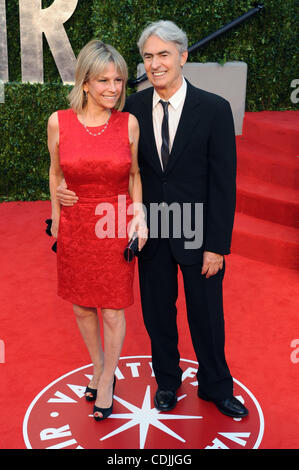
84, 91, 88, 103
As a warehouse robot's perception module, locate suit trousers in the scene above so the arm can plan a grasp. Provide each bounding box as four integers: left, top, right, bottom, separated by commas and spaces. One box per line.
138, 238, 233, 401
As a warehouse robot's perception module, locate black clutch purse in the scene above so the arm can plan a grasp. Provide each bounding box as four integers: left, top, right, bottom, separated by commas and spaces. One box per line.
45, 219, 57, 253
124, 233, 138, 262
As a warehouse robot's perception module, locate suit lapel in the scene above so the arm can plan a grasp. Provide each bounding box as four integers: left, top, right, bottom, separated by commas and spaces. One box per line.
165, 80, 202, 174
137, 80, 202, 176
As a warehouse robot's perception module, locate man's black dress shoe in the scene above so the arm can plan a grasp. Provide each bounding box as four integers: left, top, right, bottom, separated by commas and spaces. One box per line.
154, 390, 177, 412
198, 390, 249, 418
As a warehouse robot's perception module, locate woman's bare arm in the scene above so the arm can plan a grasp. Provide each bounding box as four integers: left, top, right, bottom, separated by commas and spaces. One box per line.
48, 111, 64, 237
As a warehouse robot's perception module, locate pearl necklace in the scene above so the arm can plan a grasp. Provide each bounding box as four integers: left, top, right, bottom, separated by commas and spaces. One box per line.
82, 110, 112, 137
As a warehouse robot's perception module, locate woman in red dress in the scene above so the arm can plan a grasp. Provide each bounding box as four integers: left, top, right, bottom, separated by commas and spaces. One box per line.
47, 40, 147, 421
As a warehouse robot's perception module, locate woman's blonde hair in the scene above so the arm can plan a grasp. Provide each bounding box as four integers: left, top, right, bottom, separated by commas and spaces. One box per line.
68, 40, 128, 113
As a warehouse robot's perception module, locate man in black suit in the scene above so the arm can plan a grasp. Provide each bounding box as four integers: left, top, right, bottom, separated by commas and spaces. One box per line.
57, 20, 248, 418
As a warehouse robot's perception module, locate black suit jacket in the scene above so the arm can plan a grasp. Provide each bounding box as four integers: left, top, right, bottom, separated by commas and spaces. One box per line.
124, 80, 237, 265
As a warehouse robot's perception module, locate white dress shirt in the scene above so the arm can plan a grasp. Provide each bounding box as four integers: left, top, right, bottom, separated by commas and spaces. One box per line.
152, 77, 187, 169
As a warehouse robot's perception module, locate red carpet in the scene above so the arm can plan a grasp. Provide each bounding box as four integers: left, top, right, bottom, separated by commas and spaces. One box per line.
0, 111, 298, 450
232, 111, 299, 270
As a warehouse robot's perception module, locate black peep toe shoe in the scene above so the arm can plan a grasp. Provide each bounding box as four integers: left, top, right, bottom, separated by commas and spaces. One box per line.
93, 376, 116, 421
84, 385, 97, 402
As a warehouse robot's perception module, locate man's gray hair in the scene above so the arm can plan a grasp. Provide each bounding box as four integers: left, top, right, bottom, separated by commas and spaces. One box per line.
137, 20, 188, 56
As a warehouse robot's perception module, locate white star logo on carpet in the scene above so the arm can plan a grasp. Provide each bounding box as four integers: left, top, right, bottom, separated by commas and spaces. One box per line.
23, 357, 264, 449
91, 385, 202, 449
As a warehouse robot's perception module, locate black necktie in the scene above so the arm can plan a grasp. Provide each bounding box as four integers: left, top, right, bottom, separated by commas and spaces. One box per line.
160, 100, 170, 170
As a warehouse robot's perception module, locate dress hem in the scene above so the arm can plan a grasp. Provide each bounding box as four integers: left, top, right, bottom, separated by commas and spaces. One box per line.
57, 291, 134, 310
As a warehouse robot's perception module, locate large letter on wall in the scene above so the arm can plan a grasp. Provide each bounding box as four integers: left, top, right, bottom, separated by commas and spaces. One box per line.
19, 0, 78, 84
0, 0, 8, 81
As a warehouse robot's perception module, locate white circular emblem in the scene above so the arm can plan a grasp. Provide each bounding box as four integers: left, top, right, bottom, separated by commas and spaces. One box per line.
23, 356, 264, 449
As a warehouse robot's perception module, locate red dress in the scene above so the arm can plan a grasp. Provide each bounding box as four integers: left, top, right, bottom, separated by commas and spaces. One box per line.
56, 108, 135, 308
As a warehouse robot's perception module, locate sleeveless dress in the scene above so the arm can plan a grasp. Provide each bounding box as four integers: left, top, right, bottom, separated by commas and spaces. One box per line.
56, 108, 135, 309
